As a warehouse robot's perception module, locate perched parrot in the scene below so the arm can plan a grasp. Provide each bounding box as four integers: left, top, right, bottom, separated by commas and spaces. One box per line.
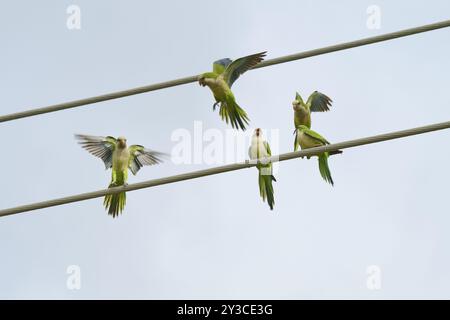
248, 128, 276, 210
75, 134, 165, 217
294, 125, 342, 186
198, 51, 267, 131
292, 91, 333, 129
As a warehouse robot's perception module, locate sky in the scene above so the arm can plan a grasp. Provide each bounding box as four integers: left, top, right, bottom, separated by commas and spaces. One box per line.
0, 0, 449, 299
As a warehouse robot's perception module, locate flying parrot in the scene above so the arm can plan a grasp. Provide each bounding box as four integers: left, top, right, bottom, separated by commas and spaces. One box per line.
292, 91, 333, 129
248, 128, 276, 210
75, 134, 165, 217
198, 51, 267, 131
294, 125, 342, 186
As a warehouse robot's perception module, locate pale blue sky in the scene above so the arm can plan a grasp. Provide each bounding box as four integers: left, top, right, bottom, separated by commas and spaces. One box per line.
0, 0, 449, 299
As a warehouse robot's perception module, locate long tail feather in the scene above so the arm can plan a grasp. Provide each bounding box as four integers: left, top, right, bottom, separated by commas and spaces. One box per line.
318, 152, 334, 186
220, 100, 250, 131
259, 170, 276, 210
103, 184, 127, 218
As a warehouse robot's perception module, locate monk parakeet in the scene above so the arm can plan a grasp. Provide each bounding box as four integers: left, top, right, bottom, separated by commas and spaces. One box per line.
248, 128, 276, 210
75, 134, 165, 217
294, 125, 342, 186
198, 51, 267, 131
292, 91, 332, 129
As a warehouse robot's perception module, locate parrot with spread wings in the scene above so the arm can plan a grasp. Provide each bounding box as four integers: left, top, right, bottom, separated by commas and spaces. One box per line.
292, 91, 333, 129
198, 51, 267, 130
75, 134, 166, 217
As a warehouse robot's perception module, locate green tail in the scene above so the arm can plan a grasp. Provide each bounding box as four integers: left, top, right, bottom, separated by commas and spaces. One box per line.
318, 152, 334, 186
219, 99, 250, 131
103, 183, 127, 218
259, 169, 276, 210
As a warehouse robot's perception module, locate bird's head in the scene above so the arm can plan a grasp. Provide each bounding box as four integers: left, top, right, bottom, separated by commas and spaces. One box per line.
292, 100, 301, 111
117, 136, 127, 148
198, 75, 206, 87
198, 72, 216, 87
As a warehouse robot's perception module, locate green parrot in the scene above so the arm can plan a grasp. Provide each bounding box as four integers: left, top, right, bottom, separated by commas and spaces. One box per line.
294, 125, 342, 186
75, 134, 165, 217
292, 91, 333, 129
248, 128, 276, 210
198, 51, 267, 131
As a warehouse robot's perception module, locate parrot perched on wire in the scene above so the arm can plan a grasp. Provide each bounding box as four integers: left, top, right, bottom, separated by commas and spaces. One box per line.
75, 134, 166, 217
198, 51, 267, 130
248, 128, 276, 210
292, 91, 333, 129
294, 125, 342, 186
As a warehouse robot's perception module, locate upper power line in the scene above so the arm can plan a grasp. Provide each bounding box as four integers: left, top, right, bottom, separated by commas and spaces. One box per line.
1, 120, 449, 218
0, 20, 449, 124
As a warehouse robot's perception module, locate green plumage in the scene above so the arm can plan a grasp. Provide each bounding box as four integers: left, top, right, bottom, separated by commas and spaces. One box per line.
292, 91, 333, 129
75, 134, 165, 218
199, 52, 266, 130
294, 125, 342, 186
249, 130, 276, 210
258, 168, 276, 210
318, 153, 333, 186
104, 188, 126, 218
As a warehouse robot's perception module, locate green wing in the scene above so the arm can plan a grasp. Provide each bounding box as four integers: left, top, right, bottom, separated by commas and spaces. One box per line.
128, 145, 166, 175
264, 141, 272, 156
306, 91, 332, 112
213, 58, 232, 75
303, 128, 330, 145
295, 92, 304, 105
75, 134, 117, 169
293, 129, 299, 151
222, 51, 267, 87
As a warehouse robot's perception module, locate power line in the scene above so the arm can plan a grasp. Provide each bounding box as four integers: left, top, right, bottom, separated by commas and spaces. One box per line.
1, 20, 449, 124
1, 120, 449, 218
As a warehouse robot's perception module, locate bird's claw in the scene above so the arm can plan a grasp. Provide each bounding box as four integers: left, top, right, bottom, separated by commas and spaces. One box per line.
213, 102, 219, 111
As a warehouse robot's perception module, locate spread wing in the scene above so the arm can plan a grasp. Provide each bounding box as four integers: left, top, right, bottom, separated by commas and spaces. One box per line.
128, 145, 166, 175
213, 58, 232, 75
222, 51, 267, 87
306, 91, 333, 112
75, 134, 117, 169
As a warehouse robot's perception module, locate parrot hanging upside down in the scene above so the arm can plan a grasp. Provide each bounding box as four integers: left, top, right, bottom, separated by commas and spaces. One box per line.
248, 128, 276, 210
198, 51, 267, 131
292, 91, 333, 129
294, 125, 342, 186
75, 134, 166, 218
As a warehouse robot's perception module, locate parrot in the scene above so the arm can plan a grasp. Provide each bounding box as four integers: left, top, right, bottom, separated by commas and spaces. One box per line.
294, 125, 342, 186
292, 91, 333, 129
248, 128, 276, 210
198, 51, 267, 131
75, 134, 165, 217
